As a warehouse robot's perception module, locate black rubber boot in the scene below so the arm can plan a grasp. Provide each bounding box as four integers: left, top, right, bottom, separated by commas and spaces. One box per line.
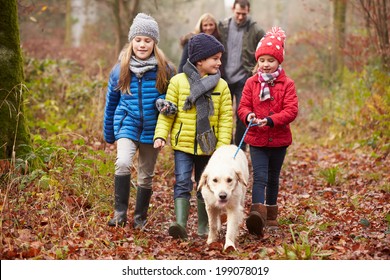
107, 174, 131, 227
168, 198, 190, 239
133, 187, 152, 229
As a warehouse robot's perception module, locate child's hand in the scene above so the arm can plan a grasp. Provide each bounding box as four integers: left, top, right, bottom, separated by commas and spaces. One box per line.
257, 118, 268, 127
154, 138, 166, 149
247, 113, 267, 127
247, 113, 257, 123
156, 99, 178, 116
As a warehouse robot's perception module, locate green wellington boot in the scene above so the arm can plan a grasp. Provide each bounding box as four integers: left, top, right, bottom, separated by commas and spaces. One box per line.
197, 199, 209, 237
168, 198, 190, 239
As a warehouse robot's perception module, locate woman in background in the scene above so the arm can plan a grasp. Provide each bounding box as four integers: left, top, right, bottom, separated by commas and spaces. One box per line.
178, 13, 221, 73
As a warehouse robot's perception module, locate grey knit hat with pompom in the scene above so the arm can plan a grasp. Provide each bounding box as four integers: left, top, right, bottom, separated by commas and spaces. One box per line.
128, 13, 159, 43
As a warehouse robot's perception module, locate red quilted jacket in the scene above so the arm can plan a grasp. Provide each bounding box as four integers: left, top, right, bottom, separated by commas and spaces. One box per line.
237, 69, 298, 147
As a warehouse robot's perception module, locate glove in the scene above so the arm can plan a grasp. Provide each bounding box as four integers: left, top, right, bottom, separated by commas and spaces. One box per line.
156, 99, 178, 116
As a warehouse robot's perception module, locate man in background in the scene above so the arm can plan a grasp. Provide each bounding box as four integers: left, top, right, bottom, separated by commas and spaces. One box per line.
219, 0, 265, 150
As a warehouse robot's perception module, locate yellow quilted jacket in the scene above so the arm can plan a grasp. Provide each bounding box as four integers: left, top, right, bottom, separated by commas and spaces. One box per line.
154, 73, 233, 155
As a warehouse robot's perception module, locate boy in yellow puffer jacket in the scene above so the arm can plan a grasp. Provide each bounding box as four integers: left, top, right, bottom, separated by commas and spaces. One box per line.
154, 33, 233, 239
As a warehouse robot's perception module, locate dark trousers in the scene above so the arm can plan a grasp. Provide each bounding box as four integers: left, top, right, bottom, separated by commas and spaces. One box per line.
250, 146, 287, 205
228, 77, 247, 150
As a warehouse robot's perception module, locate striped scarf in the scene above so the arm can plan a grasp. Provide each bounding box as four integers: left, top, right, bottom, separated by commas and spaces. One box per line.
257, 66, 282, 101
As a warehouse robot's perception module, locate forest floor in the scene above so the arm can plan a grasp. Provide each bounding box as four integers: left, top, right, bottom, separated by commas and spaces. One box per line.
1, 139, 389, 260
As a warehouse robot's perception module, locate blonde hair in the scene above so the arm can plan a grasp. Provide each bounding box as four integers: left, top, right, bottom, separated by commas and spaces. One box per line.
180, 13, 221, 47
117, 42, 176, 94
194, 13, 217, 33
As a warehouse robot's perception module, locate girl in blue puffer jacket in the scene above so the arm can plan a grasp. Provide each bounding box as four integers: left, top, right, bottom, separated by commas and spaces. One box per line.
103, 13, 176, 228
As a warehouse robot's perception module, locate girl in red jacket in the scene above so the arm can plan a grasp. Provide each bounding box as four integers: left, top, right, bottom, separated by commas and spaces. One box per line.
237, 27, 298, 236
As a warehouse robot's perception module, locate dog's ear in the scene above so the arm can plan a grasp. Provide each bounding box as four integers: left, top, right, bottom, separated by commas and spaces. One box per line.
236, 171, 248, 187
198, 173, 208, 191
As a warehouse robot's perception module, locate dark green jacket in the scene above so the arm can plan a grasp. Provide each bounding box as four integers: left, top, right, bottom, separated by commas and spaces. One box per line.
219, 17, 265, 78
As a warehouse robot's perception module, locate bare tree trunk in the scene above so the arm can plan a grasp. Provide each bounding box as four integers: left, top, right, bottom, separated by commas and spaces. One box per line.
331, 0, 348, 82
65, 0, 72, 47
0, 0, 31, 163
111, 0, 140, 57
112, 0, 122, 57
359, 0, 390, 72
120, 0, 139, 45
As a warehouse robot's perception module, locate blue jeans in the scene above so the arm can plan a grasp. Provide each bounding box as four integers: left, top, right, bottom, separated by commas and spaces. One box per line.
250, 146, 287, 205
173, 150, 211, 201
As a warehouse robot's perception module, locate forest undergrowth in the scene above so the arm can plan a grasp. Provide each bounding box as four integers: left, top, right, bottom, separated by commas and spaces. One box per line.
0, 54, 389, 260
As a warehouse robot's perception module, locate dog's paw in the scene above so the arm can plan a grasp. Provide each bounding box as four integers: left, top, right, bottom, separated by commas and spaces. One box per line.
223, 239, 236, 251
208, 241, 223, 251
223, 245, 236, 253
207, 237, 218, 245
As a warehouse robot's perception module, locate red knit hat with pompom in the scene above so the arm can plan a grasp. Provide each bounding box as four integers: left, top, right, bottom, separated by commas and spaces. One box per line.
255, 27, 286, 63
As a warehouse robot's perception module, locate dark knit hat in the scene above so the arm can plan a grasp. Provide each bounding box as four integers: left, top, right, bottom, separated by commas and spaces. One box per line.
128, 13, 160, 43
255, 27, 286, 63
188, 33, 225, 64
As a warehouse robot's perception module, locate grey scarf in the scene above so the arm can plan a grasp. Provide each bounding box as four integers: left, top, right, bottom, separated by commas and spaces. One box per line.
130, 55, 158, 78
183, 60, 220, 154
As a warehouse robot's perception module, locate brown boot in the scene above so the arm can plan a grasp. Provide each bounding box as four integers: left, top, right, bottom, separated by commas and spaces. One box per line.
246, 203, 267, 236
266, 205, 278, 229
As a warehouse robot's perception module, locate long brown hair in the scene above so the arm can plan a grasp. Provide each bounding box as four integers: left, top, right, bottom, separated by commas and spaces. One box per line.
117, 42, 176, 94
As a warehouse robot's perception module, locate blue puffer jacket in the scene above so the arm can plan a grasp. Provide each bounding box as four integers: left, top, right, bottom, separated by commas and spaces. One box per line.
103, 63, 165, 144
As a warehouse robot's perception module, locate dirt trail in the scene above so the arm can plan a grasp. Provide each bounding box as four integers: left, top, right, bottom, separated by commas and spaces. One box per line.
1, 142, 389, 260
98, 143, 389, 260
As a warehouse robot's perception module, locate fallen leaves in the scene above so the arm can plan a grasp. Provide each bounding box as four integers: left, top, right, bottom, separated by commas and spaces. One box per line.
1, 142, 389, 260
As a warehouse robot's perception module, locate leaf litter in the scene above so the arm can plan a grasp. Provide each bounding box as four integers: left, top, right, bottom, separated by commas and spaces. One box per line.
1, 141, 389, 260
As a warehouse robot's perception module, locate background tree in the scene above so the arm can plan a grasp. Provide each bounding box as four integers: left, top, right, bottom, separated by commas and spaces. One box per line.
359, 0, 390, 72
0, 0, 31, 164
65, 0, 72, 47
106, 0, 140, 57
331, 0, 347, 82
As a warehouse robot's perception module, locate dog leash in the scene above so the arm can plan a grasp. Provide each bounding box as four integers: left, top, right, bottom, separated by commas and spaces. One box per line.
233, 119, 258, 159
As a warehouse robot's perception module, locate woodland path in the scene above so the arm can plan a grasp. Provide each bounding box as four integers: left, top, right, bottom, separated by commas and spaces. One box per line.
2, 141, 388, 260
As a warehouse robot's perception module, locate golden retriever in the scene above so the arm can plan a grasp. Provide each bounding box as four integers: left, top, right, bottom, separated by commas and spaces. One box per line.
198, 145, 249, 250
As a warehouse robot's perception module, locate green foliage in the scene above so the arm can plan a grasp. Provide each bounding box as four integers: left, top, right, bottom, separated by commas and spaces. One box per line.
278, 225, 333, 260
3, 56, 113, 213
380, 183, 390, 193
339, 67, 389, 149
289, 26, 389, 154
385, 214, 390, 234
319, 166, 339, 185
23, 57, 106, 137
298, 64, 389, 154
55, 246, 69, 260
